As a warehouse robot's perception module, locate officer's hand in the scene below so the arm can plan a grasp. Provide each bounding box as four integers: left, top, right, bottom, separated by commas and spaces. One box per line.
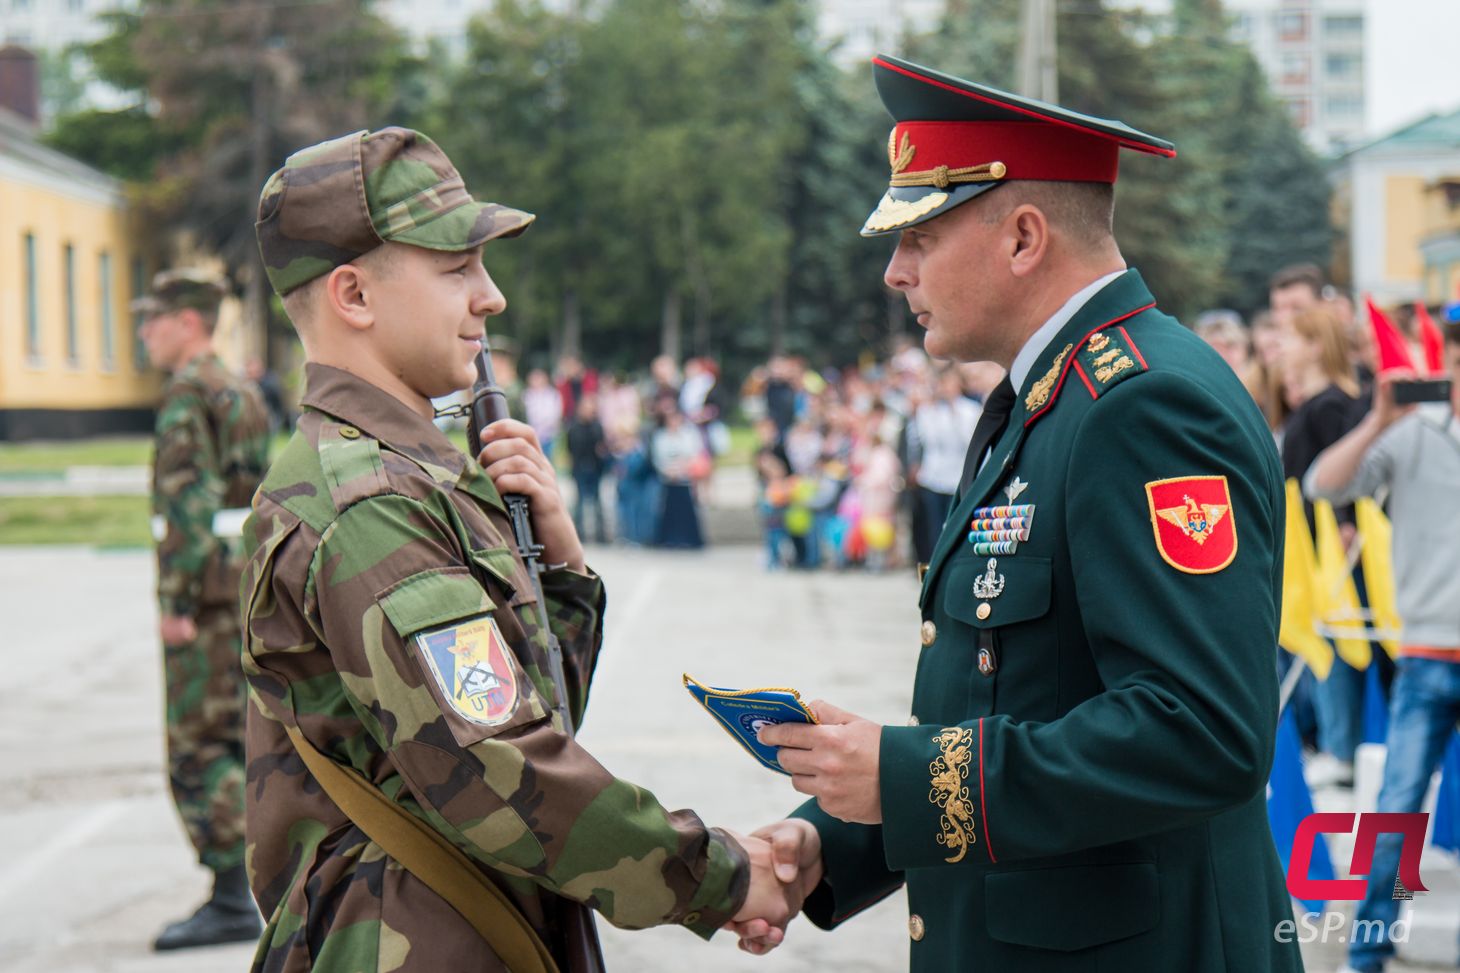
760, 701, 883, 825
724, 831, 803, 954
725, 819, 823, 955
478, 420, 586, 573
159, 613, 198, 647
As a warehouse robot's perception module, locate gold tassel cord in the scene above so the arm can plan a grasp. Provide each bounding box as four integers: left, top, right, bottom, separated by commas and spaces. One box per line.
890, 160, 1008, 190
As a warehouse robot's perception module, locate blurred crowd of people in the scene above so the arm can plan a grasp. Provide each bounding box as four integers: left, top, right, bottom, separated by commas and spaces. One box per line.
739, 341, 1003, 572
1212, 267, 1460, 973
489, 347, 729, 551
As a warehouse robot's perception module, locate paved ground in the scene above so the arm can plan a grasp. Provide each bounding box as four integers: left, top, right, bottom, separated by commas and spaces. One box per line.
1, 543, 1456, 972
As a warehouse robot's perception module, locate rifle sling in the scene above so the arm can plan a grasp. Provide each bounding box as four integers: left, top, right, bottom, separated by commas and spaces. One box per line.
282, 722, 560, 973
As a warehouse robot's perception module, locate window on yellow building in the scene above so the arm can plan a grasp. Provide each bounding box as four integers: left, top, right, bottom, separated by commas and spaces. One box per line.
24, 232, 40, 363
100, 251, 115, 370
65, 243, 79, 366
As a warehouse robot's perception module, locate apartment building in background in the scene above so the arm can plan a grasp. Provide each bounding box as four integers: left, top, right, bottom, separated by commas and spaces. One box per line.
1227, 0, 1366, 155
0, 0, 136, 53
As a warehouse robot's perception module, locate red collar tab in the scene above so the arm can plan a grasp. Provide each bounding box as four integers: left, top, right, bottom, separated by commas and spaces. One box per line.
889, 121, 1120, 188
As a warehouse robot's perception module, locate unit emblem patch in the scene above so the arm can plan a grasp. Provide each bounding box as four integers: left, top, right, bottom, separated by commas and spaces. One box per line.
414, 615, 519, 726
1145, 475, 1237, 574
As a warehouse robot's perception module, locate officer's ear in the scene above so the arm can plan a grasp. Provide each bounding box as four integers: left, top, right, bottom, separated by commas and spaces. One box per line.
1005, 203, 1051, 279
325, 263, 373, 332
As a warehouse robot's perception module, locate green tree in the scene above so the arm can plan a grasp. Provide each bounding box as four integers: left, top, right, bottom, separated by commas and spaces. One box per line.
1220, 49, 1333, 315
47, 1, 418, 357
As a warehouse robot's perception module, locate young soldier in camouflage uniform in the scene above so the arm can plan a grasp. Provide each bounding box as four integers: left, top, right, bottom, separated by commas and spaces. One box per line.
137, 270, 271, 950
242, 127, 805, 972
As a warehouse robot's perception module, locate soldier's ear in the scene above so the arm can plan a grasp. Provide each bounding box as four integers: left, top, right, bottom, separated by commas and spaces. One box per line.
325, 263, 373, 332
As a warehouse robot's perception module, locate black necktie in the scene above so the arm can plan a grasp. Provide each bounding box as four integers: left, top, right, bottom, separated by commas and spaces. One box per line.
958, 377, 1016, 499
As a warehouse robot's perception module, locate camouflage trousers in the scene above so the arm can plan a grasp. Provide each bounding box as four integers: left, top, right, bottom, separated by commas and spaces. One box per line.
162, 603, 248, 871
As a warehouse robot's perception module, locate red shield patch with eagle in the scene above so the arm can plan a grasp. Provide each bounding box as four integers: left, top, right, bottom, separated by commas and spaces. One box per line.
1145, 475, 1237, 574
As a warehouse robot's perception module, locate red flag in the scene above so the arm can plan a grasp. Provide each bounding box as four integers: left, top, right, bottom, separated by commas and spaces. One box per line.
1365, 296, 1415, 372
1414, 302, 1445, 374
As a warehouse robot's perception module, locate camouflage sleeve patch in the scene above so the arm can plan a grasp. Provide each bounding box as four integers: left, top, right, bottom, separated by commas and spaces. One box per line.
1072, 325, 1148, 401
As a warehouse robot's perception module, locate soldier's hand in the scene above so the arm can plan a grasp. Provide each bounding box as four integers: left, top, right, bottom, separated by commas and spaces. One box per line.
760, 700, 883, 825
159, 613, 198, 646
478, 420, 586, 573
726, 819, 823, 955
724, 831, 805, 955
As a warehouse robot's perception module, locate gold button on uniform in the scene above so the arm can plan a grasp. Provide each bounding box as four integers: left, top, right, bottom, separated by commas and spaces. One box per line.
976, 602, 991, 620
339, 425, 361, 440
681, 911, 701, 927
909, 914, 925, 941
920, 621, 937, 646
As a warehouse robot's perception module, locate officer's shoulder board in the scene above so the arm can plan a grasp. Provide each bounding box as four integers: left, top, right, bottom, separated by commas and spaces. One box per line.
1023, 314, 1153, 429
1069, 322, 1149, 403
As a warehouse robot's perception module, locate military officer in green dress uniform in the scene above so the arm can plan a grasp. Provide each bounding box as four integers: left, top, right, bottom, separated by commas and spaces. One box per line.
735, 56, 1304, 972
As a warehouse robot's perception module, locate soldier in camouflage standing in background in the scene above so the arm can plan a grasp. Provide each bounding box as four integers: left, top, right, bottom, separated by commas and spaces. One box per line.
135, 270, 271, 950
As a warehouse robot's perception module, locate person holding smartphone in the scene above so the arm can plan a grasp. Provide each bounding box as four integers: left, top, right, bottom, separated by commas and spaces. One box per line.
1305, 324, 1460, 973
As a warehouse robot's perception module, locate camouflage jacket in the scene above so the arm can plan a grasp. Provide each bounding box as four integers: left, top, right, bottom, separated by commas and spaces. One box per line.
240, 365, 747, 972
152, 351, 270, 617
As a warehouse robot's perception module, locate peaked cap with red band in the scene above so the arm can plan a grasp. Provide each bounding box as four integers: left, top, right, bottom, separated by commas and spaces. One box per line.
861, 54, 1177, 237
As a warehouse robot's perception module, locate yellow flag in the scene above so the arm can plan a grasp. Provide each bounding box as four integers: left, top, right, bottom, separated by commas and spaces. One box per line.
1280, 480, 1334, 680
1356, 498, 1401, 658
1313, 500, 1372, 668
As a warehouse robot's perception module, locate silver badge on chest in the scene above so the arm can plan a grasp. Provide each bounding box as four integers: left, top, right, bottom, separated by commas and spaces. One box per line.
972, 558, 1005, 599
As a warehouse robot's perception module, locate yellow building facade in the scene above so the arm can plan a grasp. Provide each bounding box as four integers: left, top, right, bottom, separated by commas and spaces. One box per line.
1332, 109, 1460, 309
1419, 176, 1460, 306
0, 107, 158, 440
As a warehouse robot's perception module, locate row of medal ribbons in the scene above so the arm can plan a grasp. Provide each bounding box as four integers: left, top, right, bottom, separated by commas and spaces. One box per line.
967, 503, 1035, 556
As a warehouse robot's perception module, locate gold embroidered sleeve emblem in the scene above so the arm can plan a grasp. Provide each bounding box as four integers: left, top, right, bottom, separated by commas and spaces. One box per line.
928, 727, 978, 863
1024, 344, 1073, 412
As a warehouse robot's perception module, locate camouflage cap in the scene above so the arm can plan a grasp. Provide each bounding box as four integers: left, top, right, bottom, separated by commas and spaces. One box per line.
130, 268, 229, 317
255, 127, 535, 296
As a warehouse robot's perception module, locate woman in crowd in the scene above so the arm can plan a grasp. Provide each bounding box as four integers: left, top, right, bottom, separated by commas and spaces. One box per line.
650, 405, 708, 550
1277, 304, 1369, 787
523, 368, 564, 459
1245, 310, 1290, 440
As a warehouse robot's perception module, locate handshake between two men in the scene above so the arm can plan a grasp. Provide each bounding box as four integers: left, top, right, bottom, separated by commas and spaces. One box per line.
721, 701, 885, 955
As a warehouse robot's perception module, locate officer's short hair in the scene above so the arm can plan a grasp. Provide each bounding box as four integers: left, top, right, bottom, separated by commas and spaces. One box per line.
981, 181, 1115, 247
